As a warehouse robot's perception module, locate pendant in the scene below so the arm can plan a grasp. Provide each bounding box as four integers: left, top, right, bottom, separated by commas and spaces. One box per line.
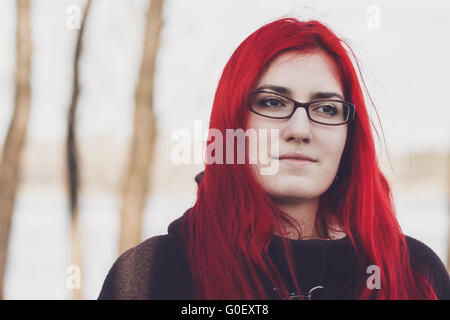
274, 285, 324, 300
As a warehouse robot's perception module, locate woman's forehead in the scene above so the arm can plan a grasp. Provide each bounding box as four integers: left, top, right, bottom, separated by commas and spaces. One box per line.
255, 51, 344, 99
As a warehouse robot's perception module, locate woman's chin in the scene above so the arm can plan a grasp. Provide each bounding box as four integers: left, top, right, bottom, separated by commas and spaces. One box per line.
269, 187, 319, 201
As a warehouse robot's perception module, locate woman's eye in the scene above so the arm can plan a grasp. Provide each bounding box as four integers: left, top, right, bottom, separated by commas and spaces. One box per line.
314, 104, 338, 115
259, 98, 285, 108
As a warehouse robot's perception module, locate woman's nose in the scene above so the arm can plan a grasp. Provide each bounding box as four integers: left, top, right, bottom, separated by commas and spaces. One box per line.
281, 107, 312, 143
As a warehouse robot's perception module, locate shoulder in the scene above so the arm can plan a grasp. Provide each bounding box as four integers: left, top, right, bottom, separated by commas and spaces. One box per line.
404, 235, 446, 271
404, 235, 450, 299
98, 234, 193, 300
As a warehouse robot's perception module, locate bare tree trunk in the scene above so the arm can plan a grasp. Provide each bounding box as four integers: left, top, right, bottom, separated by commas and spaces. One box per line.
66, 0, 92, 300
0, 0, 32, 300
119, 0, 164, 254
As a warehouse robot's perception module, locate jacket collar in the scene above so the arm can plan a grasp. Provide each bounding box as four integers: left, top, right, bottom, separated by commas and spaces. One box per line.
167, 171, 204, 237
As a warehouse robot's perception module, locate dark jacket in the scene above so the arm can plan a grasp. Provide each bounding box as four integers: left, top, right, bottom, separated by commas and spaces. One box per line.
98, 172, 450, 300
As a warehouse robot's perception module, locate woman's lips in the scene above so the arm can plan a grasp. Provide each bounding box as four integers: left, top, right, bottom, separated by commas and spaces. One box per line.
277, 158, 315, 167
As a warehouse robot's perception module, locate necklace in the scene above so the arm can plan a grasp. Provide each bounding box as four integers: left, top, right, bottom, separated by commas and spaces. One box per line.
273, 286, 325, 300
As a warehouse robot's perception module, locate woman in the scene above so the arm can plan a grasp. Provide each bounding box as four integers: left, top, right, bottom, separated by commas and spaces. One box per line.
98, 17, 450, 300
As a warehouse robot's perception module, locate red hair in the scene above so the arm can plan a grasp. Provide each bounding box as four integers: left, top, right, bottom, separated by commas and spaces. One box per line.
179, 17, 437, 299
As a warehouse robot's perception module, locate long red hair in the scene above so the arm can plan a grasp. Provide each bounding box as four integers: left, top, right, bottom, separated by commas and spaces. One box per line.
179, 17, 437, 299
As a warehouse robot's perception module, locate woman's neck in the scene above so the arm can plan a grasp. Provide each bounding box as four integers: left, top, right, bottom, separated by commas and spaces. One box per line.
272, 197, 346, 240
272, 197, 323, 239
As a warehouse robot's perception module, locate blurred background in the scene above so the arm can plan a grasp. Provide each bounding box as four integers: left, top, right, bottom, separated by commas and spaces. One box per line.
0, 0, 448, 299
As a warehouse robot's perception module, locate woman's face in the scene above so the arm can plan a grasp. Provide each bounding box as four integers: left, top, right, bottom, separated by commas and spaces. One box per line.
247, 50, 348, 202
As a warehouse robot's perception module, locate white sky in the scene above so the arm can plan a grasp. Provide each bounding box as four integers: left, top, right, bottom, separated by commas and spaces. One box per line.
0, 0, 449, 155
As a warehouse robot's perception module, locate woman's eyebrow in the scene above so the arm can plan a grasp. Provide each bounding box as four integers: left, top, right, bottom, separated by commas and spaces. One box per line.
255, 85, 344, 100
255, 84, 291, 95
310, 91, 344, 100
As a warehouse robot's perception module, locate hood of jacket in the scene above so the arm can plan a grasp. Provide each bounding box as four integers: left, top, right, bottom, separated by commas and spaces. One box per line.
167, 171, 204, 238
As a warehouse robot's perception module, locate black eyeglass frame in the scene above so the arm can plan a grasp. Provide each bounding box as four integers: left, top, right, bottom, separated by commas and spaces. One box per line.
249, 90, 356, 126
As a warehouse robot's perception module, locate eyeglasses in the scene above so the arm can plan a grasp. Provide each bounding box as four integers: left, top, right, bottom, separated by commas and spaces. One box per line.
249, 90, 356, 125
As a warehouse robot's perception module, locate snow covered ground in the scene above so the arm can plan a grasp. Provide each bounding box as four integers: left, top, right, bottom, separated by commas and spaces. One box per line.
4, 186, 448, 299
